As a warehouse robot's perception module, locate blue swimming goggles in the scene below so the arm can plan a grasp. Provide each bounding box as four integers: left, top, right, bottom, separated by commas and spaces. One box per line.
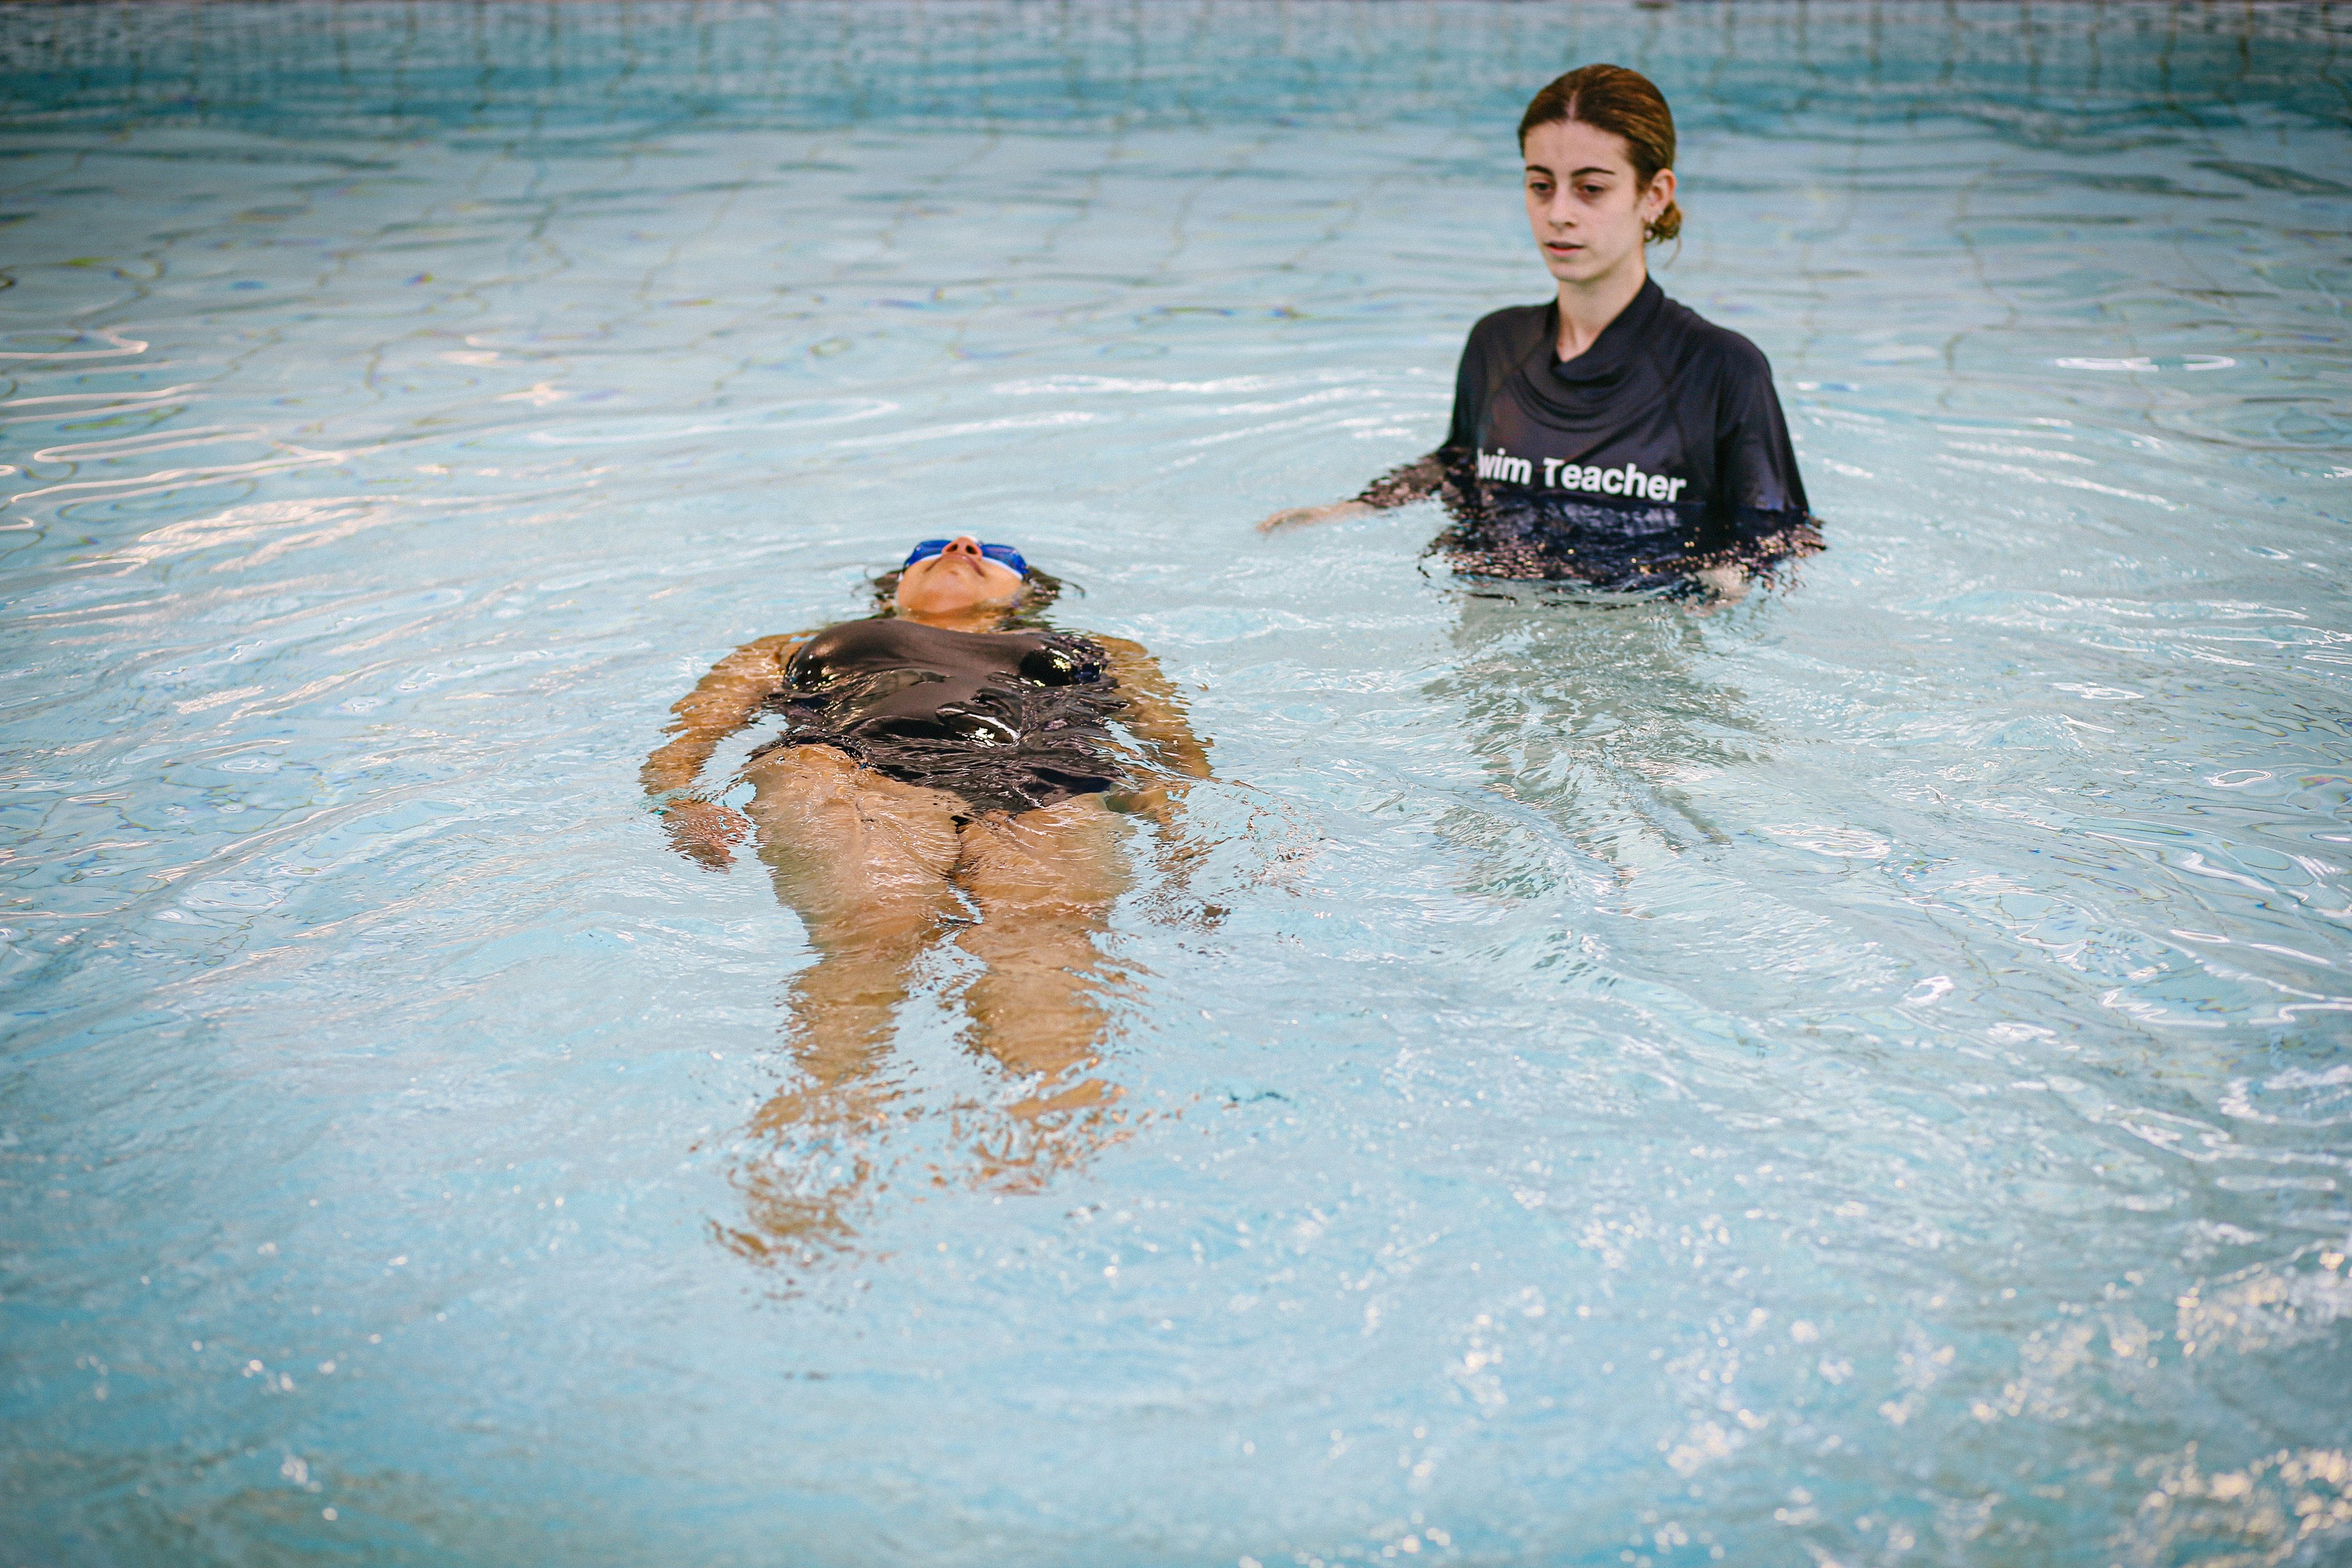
903, 538, 1028, 577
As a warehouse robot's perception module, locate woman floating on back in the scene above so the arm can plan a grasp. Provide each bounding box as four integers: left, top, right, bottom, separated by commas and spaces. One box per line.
644, 537, 1209, 1253
1262, 64, 1819, 595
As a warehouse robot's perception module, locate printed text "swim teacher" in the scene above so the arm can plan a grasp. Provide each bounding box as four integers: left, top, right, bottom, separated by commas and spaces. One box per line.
1476, 447, 1689, 503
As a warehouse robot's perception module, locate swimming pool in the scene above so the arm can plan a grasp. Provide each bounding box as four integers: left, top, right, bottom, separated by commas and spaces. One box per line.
5, 2, 2350, 1562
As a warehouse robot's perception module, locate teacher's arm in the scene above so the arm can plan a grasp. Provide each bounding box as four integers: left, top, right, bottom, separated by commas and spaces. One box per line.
1254, 450, 1455, 533
1254, 326, 1487, 533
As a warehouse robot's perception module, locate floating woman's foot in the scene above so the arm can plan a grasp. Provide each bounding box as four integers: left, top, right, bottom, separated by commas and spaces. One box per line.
726, 1128, 882, 1258
725, 1080, 906, 1261
960, 1075, 1129, 1193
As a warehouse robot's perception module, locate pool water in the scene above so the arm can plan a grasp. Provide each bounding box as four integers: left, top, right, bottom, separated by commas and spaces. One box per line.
5, 4, 2351, 1564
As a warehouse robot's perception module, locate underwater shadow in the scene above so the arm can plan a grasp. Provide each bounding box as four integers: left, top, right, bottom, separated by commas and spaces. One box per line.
1420, 575, 1785, 890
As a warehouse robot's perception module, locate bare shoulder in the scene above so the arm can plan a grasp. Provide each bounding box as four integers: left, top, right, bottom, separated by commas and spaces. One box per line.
737, 628, 825, 666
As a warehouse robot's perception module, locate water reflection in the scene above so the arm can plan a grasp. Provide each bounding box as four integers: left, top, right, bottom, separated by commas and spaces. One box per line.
7, 1, 2351, 1559
1427, 581, 1768, 877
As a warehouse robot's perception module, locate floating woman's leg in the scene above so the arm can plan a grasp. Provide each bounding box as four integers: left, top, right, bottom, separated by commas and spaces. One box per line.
745, 745, 963, 1093
731, 747, 962, 1251
953, 796, 1132, 1152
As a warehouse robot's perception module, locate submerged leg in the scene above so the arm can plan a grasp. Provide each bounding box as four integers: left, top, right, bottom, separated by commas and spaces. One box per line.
745, 745, 964, 1082
733, 746, 963, 1249
952, 796, 1133, 1161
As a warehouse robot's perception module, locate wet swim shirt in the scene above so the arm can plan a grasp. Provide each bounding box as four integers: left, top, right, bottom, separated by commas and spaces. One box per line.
1412, 277, 1815, 585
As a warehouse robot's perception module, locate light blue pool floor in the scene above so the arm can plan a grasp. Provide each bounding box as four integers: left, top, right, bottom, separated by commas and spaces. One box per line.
3, 5, 2350, 1564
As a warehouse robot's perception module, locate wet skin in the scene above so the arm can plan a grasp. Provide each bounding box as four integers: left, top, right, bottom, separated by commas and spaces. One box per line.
641, 537, 1210, 1253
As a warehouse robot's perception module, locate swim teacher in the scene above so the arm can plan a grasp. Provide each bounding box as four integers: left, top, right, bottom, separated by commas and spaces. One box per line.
1259, 63, 1818, 594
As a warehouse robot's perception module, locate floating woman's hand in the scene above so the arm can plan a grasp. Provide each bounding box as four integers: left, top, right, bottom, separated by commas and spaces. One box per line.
662, 797, 750, 870
1110, 778, 1221, 926
641, 631, 802, 870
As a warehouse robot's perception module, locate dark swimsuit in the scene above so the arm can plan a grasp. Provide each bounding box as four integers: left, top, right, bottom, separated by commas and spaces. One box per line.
753, 618, 1129, 816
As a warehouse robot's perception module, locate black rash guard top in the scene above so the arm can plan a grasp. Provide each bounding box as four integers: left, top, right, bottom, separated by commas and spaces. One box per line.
754, 617, 1129, 816
1365, 277, 1817, 586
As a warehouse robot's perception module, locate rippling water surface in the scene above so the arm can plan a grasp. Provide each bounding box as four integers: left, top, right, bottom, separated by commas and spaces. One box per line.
6, 4, 2351, 1564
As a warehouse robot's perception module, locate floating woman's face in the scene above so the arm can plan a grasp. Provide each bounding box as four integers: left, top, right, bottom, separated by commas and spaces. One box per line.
1521, 119, 1674, 288
895, 535, 1027, 617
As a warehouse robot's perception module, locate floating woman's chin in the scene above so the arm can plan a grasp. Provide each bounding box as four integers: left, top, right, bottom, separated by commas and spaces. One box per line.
893, 545, 1030, 618
897, 567, 1024, 617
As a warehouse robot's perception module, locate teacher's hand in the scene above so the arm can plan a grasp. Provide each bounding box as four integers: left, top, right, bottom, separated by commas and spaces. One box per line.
1255, 499, 1376, 534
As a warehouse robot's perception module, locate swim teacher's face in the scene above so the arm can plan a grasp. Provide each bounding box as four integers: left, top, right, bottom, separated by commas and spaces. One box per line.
1522, 120, 1669, 290
895, 535, 1027, 619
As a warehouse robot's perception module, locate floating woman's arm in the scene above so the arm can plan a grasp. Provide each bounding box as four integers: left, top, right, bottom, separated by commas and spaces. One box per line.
641, 632, 805, 868
1254, 448, 1453, 532
1096, 636, 1210, 781
1098, 636, 1221, 917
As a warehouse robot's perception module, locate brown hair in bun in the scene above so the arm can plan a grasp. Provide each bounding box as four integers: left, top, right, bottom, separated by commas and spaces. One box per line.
1518, 64, 1682, 244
